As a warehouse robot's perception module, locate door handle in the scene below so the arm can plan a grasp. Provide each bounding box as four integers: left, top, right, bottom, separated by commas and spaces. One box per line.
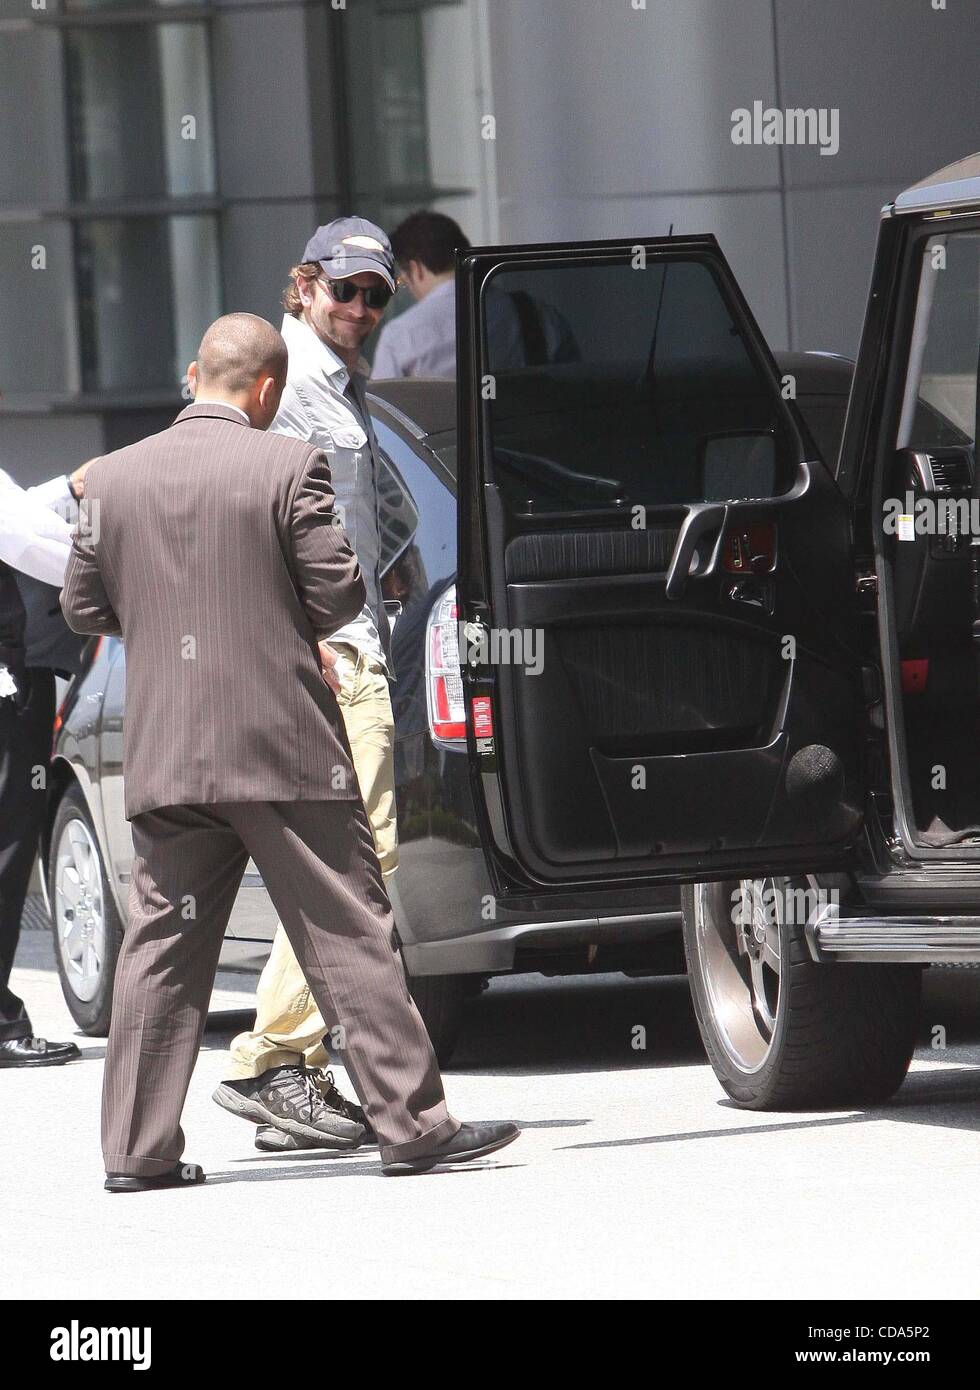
665, 504, 727, 600
728, 576, 774, 613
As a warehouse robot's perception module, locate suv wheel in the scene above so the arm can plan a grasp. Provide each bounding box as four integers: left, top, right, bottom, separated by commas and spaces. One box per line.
682, 878, 921, 1109
48, 786, 123, 1037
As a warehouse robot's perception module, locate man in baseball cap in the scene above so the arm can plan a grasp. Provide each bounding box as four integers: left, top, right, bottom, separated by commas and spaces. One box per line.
212, 217, 438, 1154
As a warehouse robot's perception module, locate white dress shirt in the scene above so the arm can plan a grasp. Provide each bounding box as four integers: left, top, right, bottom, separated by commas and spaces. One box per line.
0, 469, 76, 587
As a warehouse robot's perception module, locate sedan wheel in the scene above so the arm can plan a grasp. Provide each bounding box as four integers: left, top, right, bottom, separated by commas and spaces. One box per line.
54, 816, 106, 1004
47, 786, 123, 1036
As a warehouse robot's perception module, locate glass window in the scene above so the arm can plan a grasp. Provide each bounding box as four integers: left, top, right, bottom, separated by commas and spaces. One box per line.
372, 416, 456, 597
377, 9, 430, 193
0, 29, 69, 208
900, 231, 980, 450
377, 449, 421, 576
74, 213, 220, 392
65, 21, 215, 201
482, 257, 797, 514
343, 0, 487, 242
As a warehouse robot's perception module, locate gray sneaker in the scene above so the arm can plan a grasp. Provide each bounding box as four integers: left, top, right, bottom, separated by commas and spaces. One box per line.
213, 1065, 365, 1149
254, 1125, 332, 1153
310, 1068, 377, 1144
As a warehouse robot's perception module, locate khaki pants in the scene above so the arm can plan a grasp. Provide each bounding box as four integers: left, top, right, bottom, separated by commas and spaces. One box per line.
228, 643, 397, 1079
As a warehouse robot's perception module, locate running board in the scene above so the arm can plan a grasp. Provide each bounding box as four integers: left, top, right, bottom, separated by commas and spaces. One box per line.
807, 914, 980, 964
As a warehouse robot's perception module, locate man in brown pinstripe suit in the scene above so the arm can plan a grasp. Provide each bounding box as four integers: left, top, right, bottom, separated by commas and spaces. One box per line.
60, 313, 518, 1188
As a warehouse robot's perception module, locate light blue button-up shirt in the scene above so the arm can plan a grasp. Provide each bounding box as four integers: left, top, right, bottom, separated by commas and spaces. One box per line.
372, 279, 456, 380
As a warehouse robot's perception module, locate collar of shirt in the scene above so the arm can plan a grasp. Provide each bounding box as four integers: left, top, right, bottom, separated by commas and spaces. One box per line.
280, 314, 370, 396
220, 403, 251, 426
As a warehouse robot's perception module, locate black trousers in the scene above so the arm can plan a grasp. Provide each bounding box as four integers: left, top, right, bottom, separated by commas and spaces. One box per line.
0, 668, 55, 1040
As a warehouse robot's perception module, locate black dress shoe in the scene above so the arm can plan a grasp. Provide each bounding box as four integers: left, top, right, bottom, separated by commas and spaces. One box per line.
105, 1162, 206, 1193
382, 1121, 520, 1176
0, 1036, 81, 1068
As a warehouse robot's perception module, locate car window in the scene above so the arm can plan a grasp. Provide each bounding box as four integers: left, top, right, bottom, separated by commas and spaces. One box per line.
372, 416, 456, 602
481, 256, 799, 514
899, 229, 980, 450
376, 449, 420, 576
794, 395, 848, 470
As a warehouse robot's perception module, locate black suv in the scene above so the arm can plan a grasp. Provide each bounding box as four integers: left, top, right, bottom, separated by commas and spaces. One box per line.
453, 151, 980, 1107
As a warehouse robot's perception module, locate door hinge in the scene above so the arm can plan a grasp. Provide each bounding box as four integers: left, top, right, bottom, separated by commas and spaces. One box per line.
462, 618, 488, 666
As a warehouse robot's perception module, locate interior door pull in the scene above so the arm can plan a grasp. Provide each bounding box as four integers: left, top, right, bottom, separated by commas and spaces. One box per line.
665, 504, 727, 599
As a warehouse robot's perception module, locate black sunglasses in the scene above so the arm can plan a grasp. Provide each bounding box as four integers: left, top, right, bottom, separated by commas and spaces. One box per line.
321, 277, 394, 310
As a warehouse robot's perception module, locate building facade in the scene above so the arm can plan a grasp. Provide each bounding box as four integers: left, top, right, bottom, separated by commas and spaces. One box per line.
1, 0, 977, 483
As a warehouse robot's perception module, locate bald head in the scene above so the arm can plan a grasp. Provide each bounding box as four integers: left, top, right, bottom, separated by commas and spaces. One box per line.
187, 313, 288, 431
195, 313, 287, 394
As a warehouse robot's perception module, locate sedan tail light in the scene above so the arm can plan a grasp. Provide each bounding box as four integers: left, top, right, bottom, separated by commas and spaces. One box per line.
425, 585, 466, 742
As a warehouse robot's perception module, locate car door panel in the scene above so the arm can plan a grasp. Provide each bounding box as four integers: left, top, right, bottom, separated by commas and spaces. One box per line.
457, 235, 865, 898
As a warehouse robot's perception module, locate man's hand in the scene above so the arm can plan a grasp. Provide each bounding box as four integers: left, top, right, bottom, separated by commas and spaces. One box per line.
317, 640, 341, 695
69, 459, 95, 500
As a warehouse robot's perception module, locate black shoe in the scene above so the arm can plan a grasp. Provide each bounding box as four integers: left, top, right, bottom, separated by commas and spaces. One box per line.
105, 1162, 205, 1193
311, 1068, 377, 1145
0, 1036, 81, 1068
212, 1065, 365, 1149
382, 1121, 520, 1176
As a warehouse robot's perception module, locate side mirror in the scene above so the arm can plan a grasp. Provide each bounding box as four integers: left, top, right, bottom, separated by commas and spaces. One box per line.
700, 432, 777, 502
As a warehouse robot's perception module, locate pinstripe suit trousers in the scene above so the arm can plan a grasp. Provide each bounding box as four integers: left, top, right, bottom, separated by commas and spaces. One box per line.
101, 797, 459, 1173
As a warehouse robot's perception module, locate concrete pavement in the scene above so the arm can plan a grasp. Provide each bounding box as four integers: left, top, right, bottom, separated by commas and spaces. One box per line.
3, 926, 980, 1300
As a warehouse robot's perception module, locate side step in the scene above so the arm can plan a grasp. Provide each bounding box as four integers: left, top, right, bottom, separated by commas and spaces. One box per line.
807, 913, 980, 964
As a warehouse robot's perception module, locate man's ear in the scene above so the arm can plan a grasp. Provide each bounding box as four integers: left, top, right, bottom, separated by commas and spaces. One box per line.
258, 375, 279, 410
297, 273, 317, 308
186, 360, 199, 396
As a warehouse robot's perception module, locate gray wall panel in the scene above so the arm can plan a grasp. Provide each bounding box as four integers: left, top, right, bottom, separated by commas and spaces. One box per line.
220, 200, 323, 325
0, 415, 105, 488
0, 221, 78, 395
212, 9, 322, 199
784, 182, 898, 357
486, 0, 780, 200
774, 0, 980, 189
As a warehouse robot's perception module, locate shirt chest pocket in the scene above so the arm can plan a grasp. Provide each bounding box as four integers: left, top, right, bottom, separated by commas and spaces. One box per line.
332, 424, 367, 451
323, 432, 370, 546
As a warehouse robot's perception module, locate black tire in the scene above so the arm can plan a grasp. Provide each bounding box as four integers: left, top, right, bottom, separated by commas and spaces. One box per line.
682, 878, 921, 1109
47, 785, 123, 1036
405, 972, 474, 1066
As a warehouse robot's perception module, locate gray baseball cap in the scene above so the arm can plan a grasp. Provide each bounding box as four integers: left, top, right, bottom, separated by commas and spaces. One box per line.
302, 217, 397, 291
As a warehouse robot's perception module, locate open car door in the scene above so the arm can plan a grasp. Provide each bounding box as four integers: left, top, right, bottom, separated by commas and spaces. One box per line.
456, 234, 867, 901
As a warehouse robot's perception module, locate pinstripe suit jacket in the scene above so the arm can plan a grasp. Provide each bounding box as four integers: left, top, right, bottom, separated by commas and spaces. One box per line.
60, 401, 366, 819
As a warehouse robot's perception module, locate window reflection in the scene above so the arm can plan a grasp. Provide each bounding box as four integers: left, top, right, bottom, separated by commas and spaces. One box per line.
75, 214, 220, 392
66, 22, 215, 201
